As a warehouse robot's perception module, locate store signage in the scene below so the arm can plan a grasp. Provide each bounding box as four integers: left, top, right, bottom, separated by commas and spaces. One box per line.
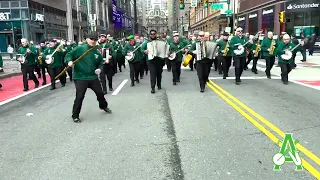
285, 0, 320, 12
35, 13, 44, 21
262, 8, 273, 15
0, 12, 10, 20
238, 16, 245, 21
249, 13, 257, 18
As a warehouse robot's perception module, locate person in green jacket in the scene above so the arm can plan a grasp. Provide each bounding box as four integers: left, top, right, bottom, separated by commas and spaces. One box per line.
16, 38, 39, 91
64, 33, 112, 123
229, 27, 253, 85
276, 34, 296, 85
216, 32, 232, 79
98, 33, 116, 94
37, 41, 49, 85
168, 32, 187, 85
139, 37, 148, 77
260, 31, 278, 78
123, 35, 142, 86
42, 39, 66, 90
141, 29, 166, 94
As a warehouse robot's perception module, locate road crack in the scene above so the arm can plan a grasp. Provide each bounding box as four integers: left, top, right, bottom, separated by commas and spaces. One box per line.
159, 90, 184, 180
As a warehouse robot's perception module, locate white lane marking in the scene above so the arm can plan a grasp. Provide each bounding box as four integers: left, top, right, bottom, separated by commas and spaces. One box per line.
0, 79, 61, 106
209, 76, 281, 80
111, 79, 128, 96
248, 64, 320, 90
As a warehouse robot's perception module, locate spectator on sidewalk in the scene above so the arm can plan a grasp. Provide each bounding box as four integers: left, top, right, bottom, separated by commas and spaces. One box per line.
0, 52, 3, 72
308, 33, 316, 56
7, 45, 14, 60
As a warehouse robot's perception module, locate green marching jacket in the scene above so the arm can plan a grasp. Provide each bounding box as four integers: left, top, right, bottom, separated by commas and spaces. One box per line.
64, 44, 104, 80
122, 42, 142, 64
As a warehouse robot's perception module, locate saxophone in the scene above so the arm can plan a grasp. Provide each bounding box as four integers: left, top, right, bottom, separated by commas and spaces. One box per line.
254, 40, 261, 57
223, 41, 229, 56
269, 40, 276, 55
38, 48, 43, 65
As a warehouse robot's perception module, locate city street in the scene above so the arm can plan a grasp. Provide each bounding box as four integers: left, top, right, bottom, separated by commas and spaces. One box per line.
0, 58, 319, 179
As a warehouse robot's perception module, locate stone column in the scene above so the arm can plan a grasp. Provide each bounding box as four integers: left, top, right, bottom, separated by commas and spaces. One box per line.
66, 0, 74, 41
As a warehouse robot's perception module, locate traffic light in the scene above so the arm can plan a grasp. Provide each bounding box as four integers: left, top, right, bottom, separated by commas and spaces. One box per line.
204, 0, 208, 8
179, 0, 184, 9
279, 11, 285, 23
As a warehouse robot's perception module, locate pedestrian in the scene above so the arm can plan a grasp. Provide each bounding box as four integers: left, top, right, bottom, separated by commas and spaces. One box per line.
64, 33, 112, 123
0, 52, 3, 73
7, 45, 14, 60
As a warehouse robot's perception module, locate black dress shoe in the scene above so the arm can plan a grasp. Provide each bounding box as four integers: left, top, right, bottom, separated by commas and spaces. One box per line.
102, 107, 112, 114
62, 84, 65, 87
136, 80, 140, 84
50, 87, 56, 90
35, 82, 39, 88
103, 90, 107, 95
267, 76, 271, 79
130, 83, 135, 87
140, 76, 143, 79
157, 86, 161, 90
109, 88, 113, 91
173, 82, 177, 85
23, 88, 29, 91
42, 82, 46, 85
151, 89, 155, 94
200, 89, 204, 93
235, 82, 240, 85
73, 117, 81, 123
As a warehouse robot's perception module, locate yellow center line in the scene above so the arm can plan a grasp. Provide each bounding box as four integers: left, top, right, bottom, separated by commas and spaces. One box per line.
209, 80, 320, 167
206, 82, 320, 179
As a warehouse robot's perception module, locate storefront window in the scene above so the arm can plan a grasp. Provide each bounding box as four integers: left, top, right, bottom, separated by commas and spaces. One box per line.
261, 7, 274, 33
248, 12, 258, 34
21, 9, 29, 19
10, 9, 20, 19
20, 1, 28, 8
237, 16, 246, 32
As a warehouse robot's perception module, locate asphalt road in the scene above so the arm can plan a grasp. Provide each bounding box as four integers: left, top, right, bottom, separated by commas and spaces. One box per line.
0, 64, 318, 179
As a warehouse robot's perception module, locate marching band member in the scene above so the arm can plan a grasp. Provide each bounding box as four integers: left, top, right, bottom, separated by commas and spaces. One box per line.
42, 39, 66, 90
261, 31, 278, 79
64, 33, 112, 123
168, 32, 187, 85
107, 34, 118, 73
245, 35, 260, 74
115, 39, 125, 72
65, 40, 74, 81
229, 27, 253, 85
190, 31, 213, 92
139, 36, 148, 76
276, 34, 295, 85
123, 35, 142, 87
38, 41, 49, 85
161, 34, 171, 72
16, 38, 39, 91
216, 32, 232, 79
141, 29, 166, 94
98, 33, 115, 94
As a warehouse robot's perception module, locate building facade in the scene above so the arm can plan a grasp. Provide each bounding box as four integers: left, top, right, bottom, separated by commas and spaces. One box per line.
237, 0, 319, 37
189, 0, 238, 35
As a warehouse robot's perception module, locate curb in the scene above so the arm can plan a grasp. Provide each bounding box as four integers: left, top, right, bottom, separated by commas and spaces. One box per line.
0, 72, 22, 80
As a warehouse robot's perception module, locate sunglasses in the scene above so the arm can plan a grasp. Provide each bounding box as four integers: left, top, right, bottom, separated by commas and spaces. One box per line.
150, 33, 156, 35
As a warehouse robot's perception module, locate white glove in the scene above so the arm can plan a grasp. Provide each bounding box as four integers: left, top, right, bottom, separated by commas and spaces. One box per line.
68, 61, 73, 67
95, 69, 101, 74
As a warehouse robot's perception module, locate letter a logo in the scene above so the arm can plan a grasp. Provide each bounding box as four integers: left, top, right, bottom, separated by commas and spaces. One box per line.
273, 133, 303, 171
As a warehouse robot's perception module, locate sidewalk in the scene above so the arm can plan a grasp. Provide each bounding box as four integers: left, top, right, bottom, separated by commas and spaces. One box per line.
0, 60, 21, 80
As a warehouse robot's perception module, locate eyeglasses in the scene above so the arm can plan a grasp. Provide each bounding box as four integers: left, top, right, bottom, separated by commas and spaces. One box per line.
150, 33, 156, 35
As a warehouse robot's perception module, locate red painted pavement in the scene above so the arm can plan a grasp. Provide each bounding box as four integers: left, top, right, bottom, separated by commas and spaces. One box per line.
296, 80, 320, 86
0, 74, 50, 103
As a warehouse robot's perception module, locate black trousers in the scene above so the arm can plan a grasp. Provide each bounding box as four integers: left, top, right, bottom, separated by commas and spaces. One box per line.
219, 56, 232, 77
148, 62, 164, 89
48, 67, 66, 88
72, 79, 108, 118
279, 63, 292, 83
40, 65, 49, 83
170, 61, 182, 82
246, 53, 258, 72
35, 65, 41, 77
265, 56, 275, 77
117, 55, 125, 71
233, 56, 246, 82
100, 64, 114, 92
196, 61, 211, 89
129, 62, 140, 83
217, 56, 223, 74
189, 57, 194, 71
21, 65, 39, 89
166, 58, 171, 71
212, 58, 218, 71
140, 58, 148, 77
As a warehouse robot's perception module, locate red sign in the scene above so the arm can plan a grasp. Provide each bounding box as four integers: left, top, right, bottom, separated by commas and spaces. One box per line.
297, 80, 320, 86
